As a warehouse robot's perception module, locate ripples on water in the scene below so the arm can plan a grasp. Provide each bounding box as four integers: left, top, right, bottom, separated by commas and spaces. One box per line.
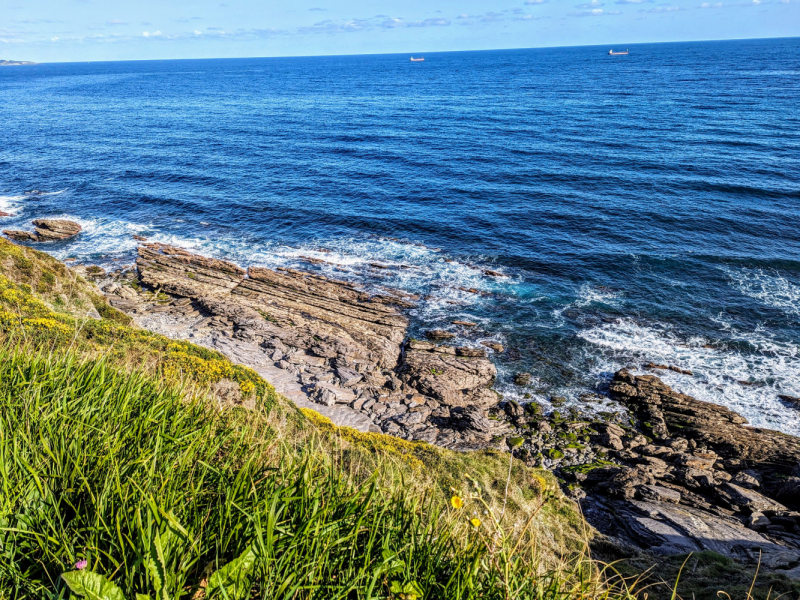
1, 38, 799, 434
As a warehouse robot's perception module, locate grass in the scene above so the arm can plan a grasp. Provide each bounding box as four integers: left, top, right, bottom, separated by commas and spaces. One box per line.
0, 346, 640, 599
0, 239, 649, 599
601, 549, 800, 600
0, 238, 778, 599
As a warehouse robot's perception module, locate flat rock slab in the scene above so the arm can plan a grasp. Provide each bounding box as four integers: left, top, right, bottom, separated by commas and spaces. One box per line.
132, 309, 377, 432
4, 219, 82, 242
585, 496, 798, 567
204, 335, 378, 432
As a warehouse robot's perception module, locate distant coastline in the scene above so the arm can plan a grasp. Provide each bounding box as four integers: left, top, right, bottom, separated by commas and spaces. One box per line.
0, 60, 37, 66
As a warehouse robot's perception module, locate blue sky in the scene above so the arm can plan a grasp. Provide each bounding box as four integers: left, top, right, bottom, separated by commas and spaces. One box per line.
1, 0, 798, 62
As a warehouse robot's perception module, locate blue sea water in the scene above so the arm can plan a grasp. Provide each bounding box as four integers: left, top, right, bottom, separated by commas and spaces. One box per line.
2, 38, 800, 434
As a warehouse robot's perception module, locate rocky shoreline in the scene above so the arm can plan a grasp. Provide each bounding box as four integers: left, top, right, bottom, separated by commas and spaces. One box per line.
48, 234, 799, 578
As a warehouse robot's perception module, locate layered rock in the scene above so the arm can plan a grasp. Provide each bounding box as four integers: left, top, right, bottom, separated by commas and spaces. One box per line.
137, 243, 246, 297
562, 369, 800, 570
610, 369, 800, 490
137, 243, 409, 370
4, 219, 82, 242
398, 347, 497, 408
126, 244, 505, 446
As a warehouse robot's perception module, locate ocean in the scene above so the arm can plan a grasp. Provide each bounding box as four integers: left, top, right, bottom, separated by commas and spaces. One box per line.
1, 38, 799, 435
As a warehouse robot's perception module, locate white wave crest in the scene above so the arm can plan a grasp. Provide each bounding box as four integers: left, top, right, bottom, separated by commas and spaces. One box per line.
579, 318, 800, 436
0, 196, 25, 213
40, 216, 510, 345
723, 266, 800, 318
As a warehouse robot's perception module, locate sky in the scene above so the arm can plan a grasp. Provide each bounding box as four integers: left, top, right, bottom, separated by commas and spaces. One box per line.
1, 0, 799, 62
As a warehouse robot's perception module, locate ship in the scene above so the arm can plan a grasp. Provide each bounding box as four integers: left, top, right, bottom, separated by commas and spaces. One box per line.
410, 57, 425, 62
608, 49, 629, 55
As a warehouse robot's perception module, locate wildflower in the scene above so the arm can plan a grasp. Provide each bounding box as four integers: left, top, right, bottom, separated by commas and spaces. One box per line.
470, 518, 481, 528
74, 559, 88, 570
451, 496, 463, 509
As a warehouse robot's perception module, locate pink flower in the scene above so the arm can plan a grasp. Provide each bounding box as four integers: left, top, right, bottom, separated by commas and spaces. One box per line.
74, 560, 88, 570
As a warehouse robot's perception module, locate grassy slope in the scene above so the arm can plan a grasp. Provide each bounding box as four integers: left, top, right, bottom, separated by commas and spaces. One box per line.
0, 238, 637, 599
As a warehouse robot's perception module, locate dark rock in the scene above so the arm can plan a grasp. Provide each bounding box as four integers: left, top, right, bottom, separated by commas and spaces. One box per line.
609, 369, 800, 480
3, 230, 37, 241
481, 341, 504, 353
513, 372, 531, 386
425, 329, 455, 340
31, 219, 82, 241
716, 483, 787, 513
774, 477, 800, 503
452, 320, 477, 327
504, 400, 525, 419
746, 512, 771, 529
456, 347, 486, 358
732, 470, 762, 489
635, 484, 681, 504
451, 405, 493, 434
582, 496, 796, 562
407, 339, 436, 351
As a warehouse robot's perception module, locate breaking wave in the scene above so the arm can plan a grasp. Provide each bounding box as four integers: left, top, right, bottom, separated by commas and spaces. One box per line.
722, 266, 800, 319
579, 318, 800, 436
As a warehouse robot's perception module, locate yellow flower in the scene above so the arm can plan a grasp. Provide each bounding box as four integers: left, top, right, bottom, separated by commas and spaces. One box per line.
470, 518, 481, 528
450, 496, 463, 509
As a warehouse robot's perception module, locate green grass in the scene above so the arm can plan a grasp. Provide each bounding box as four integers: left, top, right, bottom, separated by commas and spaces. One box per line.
0, 237, 774, 599
603, 550, 800, 600
0, 346, 639, 600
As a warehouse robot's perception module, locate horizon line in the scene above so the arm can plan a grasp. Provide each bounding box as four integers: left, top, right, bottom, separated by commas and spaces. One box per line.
5, 34, 798, 65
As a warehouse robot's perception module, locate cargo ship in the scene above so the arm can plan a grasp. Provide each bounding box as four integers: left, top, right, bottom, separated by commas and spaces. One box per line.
410, 57, 425, 62
608, 49, 629, 55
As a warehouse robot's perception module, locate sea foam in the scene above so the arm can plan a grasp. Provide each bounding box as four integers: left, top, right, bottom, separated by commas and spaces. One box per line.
579, 318, 800, 436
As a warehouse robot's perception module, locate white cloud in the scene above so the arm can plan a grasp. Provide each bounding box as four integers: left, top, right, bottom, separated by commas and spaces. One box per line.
141, 30, 163, 37
106, 19, 127, 25
381, 17, 450, 27
193, 30, 202, 35
51, 36, 59, 41
648, 4, 681, 10
570, 7, 622, 14
576, 0, 604, 6
524, 0, 547, 4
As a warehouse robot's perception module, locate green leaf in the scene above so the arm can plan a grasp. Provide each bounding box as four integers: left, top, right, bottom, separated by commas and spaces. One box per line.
61, 571, 126, 600
143, 528, 171, 600
380, 549, 405, 576
136, 595, 150, 600
205, 546, 258, 600
403, 581, 424, 598
508, 436, 525, 449
389, 580, 423, 600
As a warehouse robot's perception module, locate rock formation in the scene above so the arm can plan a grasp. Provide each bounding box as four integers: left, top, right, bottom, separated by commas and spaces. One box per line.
79, 242, 800, 574
571, 370, 800, 572
4, 219, 82, 242
94, 243, 506, 449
